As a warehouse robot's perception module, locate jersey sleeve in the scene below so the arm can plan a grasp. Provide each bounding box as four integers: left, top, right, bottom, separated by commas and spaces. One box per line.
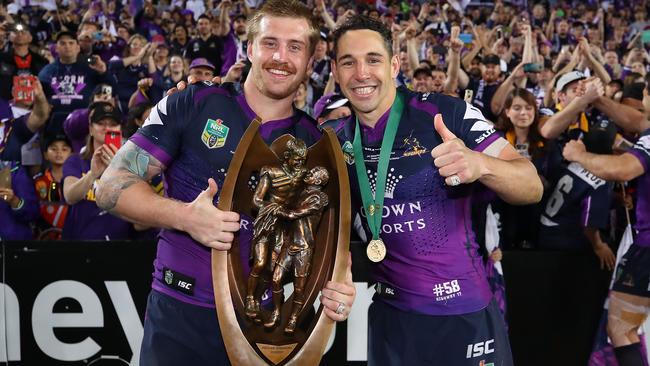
582, 182, 612, 229
629, 129, 650, 173
129, 86, 195, 168
436, 94, 505, 156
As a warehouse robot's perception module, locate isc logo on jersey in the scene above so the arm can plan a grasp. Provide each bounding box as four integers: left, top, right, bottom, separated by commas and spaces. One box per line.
467, 339, 495, 358
201, 118, 229, 149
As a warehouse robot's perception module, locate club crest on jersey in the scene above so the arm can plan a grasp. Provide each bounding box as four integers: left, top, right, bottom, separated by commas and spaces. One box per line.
341, 140, 354, 165
402, 133, 427, 157
201, 118, 229, 149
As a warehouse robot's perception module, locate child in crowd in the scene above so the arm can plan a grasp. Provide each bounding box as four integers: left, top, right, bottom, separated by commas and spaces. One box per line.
34, 134, 72, 240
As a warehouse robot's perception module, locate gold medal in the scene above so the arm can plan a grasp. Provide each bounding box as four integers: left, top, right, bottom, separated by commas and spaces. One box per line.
366, 239, 386, 262
368, 204, 376, 216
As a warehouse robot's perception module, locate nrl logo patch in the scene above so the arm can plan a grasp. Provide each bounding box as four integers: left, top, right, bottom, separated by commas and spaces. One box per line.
341, 140, 354, 165
201, 118, 229, 149
164, 269, 173, 285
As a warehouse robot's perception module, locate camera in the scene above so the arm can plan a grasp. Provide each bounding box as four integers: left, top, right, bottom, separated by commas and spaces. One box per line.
87, 56, 98, 65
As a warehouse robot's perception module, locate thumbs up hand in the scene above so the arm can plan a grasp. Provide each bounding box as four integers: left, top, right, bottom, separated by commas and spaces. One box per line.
431, 114, 484, 186
183, 178, 240, 250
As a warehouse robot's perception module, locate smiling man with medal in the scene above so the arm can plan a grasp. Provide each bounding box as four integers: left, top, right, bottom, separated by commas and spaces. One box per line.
328, 16, 544, 366
352, 92, 404, 262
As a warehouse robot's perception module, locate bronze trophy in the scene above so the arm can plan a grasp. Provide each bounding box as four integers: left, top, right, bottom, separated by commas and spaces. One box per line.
213, 120, 350, 365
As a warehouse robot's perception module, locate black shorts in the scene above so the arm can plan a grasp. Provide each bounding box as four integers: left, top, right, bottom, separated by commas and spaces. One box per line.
612, 244, 650, 298
140, 290, 230, 366
368, 299, 513, 366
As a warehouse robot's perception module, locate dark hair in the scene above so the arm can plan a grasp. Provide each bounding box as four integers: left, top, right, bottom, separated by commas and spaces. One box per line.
496, 88, 545, 160
332, 15, 393, 59
173, 24, 188, 36
197, 14, 211, 22
609, 79, 624, 91
124, 102, 154, 138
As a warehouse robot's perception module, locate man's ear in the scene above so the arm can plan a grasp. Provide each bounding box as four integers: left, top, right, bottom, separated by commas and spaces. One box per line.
391, 54, 400, 79
331, 59, 339, 84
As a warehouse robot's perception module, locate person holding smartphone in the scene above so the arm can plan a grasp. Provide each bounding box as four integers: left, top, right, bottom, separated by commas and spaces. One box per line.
0, 23, 49, 100
61, 101, 131, 240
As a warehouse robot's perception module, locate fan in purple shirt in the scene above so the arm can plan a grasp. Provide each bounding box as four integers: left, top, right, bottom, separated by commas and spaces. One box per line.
95, 2, 356, 365
0, 161, 39, 240
328, 16, 543, 366
61, 102, 131, 240
564, 126, 650, 366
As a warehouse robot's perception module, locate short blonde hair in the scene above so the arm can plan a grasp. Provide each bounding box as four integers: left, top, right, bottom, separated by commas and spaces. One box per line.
247, 0, 320, 56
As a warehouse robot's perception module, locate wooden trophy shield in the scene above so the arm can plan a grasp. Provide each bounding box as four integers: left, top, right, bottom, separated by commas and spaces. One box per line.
213, 119, 351, 366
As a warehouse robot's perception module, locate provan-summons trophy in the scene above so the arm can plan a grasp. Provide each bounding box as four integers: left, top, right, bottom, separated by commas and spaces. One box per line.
213, 120, 350, 366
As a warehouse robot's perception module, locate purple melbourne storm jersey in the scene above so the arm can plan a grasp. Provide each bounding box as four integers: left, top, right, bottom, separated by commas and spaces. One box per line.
538, 162, 613, 249
331, 87, 507, 316
131, 82, 321, 307
629, 129, 650, 246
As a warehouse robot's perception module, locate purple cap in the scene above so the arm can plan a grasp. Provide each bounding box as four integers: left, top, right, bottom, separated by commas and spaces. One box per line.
313, 93, 349, 119
189, 57, 215, 71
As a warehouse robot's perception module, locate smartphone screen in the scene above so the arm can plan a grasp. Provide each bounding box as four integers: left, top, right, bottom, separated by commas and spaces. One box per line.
104, 131, 122, 149
459, 33, 473, 44
643, 30, 650, 45
523, 63, 542, 73
12, 75, 36, 104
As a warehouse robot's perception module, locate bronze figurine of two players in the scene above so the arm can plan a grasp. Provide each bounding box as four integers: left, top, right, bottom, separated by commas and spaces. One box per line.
213, 120, 351, 366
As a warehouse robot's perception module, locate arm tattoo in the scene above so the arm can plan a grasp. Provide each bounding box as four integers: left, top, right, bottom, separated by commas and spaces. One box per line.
96, 141, 164, 212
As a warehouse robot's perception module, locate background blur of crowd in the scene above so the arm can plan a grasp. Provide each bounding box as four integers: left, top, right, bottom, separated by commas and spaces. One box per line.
0, 0, 647, 268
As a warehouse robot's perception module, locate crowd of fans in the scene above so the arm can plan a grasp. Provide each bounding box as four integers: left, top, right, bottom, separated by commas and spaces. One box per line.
0, 0, 647, 272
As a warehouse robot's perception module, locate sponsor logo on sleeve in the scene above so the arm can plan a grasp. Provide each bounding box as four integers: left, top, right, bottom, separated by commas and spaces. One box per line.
475, 128, 497, 144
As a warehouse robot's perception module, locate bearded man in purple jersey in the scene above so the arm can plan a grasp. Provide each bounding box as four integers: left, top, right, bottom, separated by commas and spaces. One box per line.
95, 1, 355, 365
564, 120, 650, 366
328, 16, 543, 366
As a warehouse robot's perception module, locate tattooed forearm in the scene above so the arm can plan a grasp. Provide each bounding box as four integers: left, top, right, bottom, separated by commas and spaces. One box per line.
96, 141, 165, 212
96, 173, 142, 211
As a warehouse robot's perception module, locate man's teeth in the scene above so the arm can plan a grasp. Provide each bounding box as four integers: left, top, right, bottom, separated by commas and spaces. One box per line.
354, 86, 375, 95
269, 69, 289, 75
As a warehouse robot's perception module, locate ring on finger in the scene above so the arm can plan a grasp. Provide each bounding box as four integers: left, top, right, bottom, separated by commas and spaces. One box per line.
449, 174, 461, 186
335, 302, 346, 315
